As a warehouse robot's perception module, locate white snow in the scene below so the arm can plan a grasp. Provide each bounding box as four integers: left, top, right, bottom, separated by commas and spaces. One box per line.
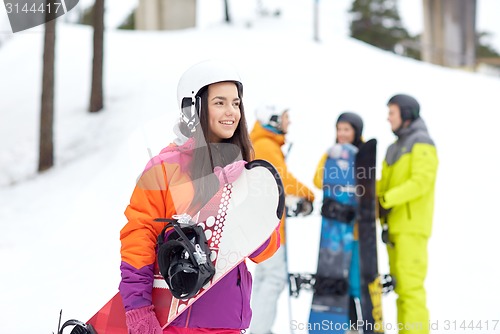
1, 2, 500, 334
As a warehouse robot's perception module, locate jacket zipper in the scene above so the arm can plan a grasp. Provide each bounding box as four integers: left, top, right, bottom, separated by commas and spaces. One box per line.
237, 265, 245, 327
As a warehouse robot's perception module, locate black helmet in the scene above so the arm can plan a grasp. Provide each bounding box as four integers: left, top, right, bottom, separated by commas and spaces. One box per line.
156, 217, 215, 299
336, 112, 364, 147
387, 94, 420, 121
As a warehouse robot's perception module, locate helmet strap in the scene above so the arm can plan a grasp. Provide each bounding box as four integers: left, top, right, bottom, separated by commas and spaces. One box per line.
269, 114, 282, 130
180, 96, 201, 134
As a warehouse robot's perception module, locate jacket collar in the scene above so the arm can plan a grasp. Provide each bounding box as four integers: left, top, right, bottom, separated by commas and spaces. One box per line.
394, 117, 428, 138
249, 121, 286, 146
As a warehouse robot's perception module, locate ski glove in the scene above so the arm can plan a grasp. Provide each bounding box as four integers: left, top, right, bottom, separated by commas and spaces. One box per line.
285, 196, 313, 217
377, 197, 391, 219
381, 224, 394, 248
125, 305, 163, 334
295, 199, 314, 216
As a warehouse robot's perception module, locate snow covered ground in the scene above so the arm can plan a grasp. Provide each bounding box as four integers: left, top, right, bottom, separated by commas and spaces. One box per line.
1, 2, 500, 334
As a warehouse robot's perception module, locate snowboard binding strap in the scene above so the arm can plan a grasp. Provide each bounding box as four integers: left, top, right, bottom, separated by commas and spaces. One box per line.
155, 217, 216, 300
381, 273, 396, 294
58, 319, 97, 334
289, 273, 355, 297
320, 197, 356, 223
289, 273, 316, 297
314, 275, 349, 296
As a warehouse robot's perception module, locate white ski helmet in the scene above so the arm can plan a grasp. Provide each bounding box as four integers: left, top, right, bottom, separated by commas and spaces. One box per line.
255, 103, 289, 129
176, 59, 243, 108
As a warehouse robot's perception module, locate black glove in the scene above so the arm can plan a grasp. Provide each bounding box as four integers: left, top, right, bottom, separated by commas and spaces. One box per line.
285, 197, 314, 217
296, 199, 314, 216
381, 223, 394, 247
378, 197, 391, 219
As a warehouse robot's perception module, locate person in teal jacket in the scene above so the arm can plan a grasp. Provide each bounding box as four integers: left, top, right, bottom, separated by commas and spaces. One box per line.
378, 94, 439, 334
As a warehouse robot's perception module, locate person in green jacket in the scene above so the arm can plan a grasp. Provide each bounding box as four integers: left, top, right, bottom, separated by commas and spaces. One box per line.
378, 94, 438, 334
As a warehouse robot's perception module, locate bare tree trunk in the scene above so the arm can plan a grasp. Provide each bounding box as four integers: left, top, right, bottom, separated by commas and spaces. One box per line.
90, 0, 105, 113
463, 0, 477, 68
38, 18, 56, 172
313, 0, 320, 42
422, 0, 476, 67
224, 0, 231, 23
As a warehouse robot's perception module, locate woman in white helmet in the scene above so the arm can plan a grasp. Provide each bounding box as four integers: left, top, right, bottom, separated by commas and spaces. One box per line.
119, 60, 281, 334
249, 103, 316, 334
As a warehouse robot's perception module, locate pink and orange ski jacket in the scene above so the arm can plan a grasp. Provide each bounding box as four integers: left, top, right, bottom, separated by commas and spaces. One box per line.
119, 139, 280, 329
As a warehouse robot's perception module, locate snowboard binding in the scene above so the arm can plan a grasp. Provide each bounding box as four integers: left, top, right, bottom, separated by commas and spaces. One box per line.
155, 216, 215, 300
58, 319, 97, 334
289, 273, 395, 297
289, 273, 316, 297
320, 197, 356, 223
288, 274, 349, 297
314, 275, 349, 296
289, 273, 349, 297
381, 273, 396, 294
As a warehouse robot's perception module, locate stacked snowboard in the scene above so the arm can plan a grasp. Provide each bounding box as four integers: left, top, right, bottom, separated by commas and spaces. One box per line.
289, 139, 393, 334
308, 142, 359, 334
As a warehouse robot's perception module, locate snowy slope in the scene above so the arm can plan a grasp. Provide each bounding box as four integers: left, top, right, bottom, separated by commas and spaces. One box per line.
1, 2, 500, 334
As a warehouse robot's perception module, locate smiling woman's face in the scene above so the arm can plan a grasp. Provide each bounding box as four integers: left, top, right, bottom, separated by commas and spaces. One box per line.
336, 121, 355, 144
206, 81, 241, 143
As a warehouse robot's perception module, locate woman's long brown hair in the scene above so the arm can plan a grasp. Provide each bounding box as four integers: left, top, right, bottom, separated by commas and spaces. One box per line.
186, 81, 253, 216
